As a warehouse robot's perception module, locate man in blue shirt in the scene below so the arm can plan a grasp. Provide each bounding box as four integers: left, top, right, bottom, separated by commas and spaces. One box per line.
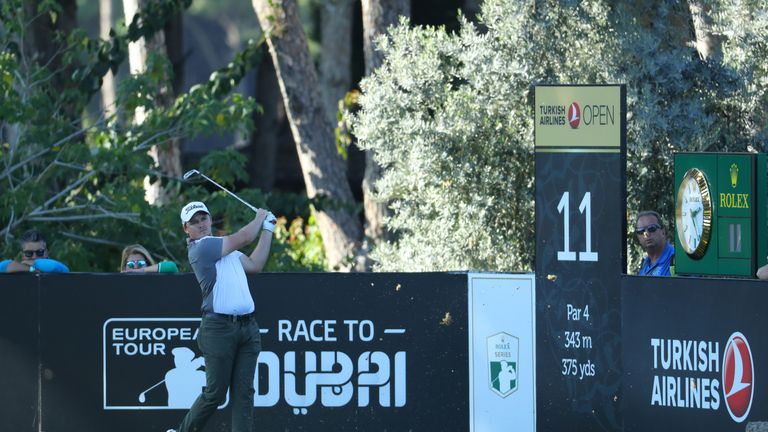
636, 211, 674, 276
0, 229, 69, 273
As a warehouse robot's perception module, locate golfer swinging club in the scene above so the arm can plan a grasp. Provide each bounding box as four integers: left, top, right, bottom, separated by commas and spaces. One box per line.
168, 201, 275, 432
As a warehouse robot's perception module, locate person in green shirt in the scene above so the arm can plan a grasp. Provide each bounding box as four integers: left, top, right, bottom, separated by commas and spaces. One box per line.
120, 244, 178, 273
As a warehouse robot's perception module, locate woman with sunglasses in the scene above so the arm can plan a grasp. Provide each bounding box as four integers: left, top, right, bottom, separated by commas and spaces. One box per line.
0, 229, 69, 273
120, 244, 179, 273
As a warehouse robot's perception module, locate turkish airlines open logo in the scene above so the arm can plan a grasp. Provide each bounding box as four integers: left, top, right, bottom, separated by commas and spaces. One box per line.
567, 102, 580, 129
723, 332, 754, 423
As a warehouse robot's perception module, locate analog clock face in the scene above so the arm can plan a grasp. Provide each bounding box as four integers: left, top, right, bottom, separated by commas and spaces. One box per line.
679, 177, 705, 250
675, 168, 712, 258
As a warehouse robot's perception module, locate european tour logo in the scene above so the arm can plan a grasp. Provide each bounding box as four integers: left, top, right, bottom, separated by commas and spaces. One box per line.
102, 318, 227, 410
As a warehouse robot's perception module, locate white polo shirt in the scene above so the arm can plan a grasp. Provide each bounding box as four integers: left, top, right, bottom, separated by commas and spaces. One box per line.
187, 236, 254, 315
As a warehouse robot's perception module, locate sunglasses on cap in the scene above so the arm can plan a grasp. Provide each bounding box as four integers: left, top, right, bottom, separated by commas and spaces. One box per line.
634, 224, 661, 235
126, 260, 147, 269
23, 249, 46, 258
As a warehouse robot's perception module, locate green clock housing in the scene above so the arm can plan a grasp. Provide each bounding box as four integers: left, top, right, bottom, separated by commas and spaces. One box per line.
674, 153, 767, 277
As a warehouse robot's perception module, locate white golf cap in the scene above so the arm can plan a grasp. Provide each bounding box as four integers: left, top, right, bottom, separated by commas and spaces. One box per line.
180, 201, 210, 224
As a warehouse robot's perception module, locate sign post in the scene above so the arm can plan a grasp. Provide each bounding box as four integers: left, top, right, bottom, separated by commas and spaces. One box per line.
534, 85, 626, 431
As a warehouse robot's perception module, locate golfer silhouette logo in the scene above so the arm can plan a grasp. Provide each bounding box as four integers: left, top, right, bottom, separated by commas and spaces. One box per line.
486, 332, 519, 397
495, 360, 517, 394
138, 347, 206, 408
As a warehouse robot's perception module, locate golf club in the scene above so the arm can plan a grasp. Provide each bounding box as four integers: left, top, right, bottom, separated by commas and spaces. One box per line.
183, 169, 276, 223
138, 378, 166, 403
183, 169, 258, 212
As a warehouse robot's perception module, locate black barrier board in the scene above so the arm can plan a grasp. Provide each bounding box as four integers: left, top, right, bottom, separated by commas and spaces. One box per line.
252, 273, 468, 430
39, 273, 202, 432
623, 276, 768, 431
33, 272, 468, 431
0, 274, 40, 432
534, 85, 626, 431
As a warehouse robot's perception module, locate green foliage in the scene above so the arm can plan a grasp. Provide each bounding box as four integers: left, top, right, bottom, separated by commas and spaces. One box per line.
613, 1, 767, 268
266, 212, 327, 272
199, 149, 250, 187
353, 0, 767, 272
0, 0, 326, 272
354, 15, 536, 271
334, 89, 360, 160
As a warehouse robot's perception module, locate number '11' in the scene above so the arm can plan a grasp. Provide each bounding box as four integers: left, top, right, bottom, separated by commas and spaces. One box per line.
556, 192, 598, 262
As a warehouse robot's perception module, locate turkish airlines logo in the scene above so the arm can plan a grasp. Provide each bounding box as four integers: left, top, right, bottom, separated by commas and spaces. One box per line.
567, 102, 580, 129
723, 332, 754, 423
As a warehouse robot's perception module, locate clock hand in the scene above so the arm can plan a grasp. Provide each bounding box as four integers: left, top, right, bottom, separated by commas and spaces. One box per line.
690, 213, 700, 244
690, 207, 701, 219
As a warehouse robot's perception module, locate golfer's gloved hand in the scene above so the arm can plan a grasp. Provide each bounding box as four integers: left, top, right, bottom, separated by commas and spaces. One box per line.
262, 212, 277, 232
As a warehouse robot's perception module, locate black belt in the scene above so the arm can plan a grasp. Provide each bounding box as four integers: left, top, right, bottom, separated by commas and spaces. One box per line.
204, 312, 255, 322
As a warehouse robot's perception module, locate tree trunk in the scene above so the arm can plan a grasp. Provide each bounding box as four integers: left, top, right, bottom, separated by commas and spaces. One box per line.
359, 0, 410, 267
122, 0, 148, 119
688, 0, 722, 62
319, 0, 353, 124
252, 0, 363, 271
26, 0, 78, 77
99, 0, 117, 118
164, 9, 185, 97
362, 0, 410, 76
0, 14, 20, 162
250, 48, 283, 192
123, 0, 182, 205
25, 0, 79, 119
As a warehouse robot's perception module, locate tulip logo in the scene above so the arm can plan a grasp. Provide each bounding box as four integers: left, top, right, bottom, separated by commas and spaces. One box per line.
567, 102, 580, 129
723, 332, 754, 423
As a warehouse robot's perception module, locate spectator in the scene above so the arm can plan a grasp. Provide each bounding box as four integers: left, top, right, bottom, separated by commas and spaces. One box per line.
0, 229, 69, 273
635, 210, 675, 276
120, 244, 179, 273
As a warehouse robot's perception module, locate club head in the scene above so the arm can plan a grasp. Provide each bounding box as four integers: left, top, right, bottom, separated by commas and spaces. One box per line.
182, 169, 200, 181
